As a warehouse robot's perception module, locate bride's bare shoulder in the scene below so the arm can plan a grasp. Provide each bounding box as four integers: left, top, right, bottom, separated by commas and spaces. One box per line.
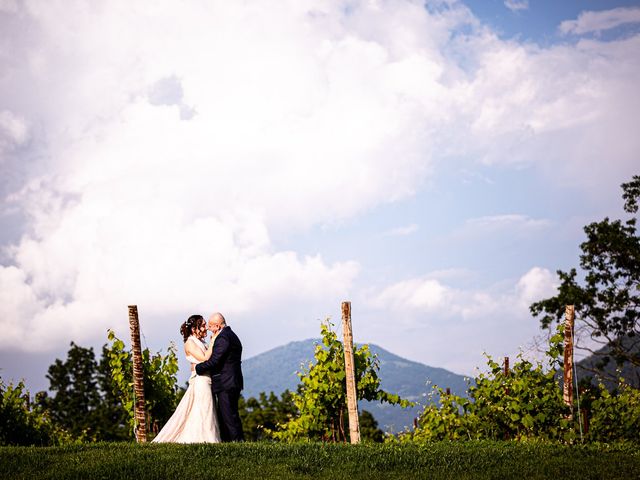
184, 336, 197, 350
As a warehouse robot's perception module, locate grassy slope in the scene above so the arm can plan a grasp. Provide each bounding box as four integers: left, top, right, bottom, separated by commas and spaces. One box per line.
1, 442, 639, 480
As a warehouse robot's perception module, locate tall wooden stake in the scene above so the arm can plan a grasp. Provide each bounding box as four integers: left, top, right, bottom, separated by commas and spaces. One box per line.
563, 305, 575, 418
128, 305, 147, 443
504, 356, 510, 440
504, 357, 510, 396
341, 301, 360, 444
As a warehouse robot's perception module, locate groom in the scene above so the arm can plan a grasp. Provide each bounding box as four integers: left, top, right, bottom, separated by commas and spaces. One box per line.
195, 312, 244, 442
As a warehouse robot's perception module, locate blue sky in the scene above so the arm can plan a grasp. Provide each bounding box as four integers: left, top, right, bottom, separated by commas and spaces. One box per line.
1, 0, 639, 393
469, 0, 640, 42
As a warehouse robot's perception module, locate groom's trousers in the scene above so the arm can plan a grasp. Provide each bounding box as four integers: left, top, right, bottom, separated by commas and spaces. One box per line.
216, 388, 244, 442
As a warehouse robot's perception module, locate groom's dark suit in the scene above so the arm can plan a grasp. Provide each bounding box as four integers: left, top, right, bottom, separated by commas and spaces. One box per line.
195, 326, 244, 441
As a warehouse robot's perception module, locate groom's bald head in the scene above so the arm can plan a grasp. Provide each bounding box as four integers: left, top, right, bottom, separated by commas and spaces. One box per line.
208, 312, 226, 333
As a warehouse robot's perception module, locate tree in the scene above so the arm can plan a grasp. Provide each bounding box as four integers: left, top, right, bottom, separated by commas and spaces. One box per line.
271, 320, 412, 442
530, 175, 640, 381
239, 390, 298, 441
36, 342, 130, 441
38, 342, 102, 440
359, 410, 384, 443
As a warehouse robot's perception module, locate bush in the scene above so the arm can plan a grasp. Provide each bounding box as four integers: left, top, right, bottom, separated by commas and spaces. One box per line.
404, 326, 575, 442
588, 380, 640, 442
0, 379, 70, 446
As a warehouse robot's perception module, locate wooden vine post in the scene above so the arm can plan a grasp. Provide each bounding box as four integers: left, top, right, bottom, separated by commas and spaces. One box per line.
504, 356, 510, 396
128, 305, 147, 443
504, 356, 510, 440
341, 301, 360, 444
563, 305, 575, 419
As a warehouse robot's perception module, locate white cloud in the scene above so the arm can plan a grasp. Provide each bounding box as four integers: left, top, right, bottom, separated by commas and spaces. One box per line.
0, 0, 18, 14
0, 181, 361, 350
464, 214, 551, 232
504, 0, 528, 13
449, 214, 552, 243
0, 0, 639, 354
0, 110, 29, 160
560, 7, 640, 35
1, 0, 450, 350
460, 168, 495, 185
364, 267, 558, 373
371, 277, 452, 312
515, 266, 557, 307
451, 32, 640, 189
0, 266, 43, 341
368, 266, 556, 319
383, 223, 419, 236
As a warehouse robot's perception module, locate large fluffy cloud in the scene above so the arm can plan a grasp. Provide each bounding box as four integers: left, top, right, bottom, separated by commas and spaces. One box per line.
369, 266, 556, 319
1, 1, 639, 353
364, 267, 558, 373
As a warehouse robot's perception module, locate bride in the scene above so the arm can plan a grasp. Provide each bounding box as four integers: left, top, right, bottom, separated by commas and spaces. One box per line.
152, 314, 222, 443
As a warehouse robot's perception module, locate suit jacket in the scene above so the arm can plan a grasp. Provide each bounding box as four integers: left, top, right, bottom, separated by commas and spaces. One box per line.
195, 326, 243, 393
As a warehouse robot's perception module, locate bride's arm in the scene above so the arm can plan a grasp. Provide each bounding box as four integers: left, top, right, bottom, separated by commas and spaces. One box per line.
184, 341, 209, 362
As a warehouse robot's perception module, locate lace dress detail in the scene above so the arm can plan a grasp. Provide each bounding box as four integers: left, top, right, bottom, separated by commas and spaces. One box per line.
152, 336, 221, 443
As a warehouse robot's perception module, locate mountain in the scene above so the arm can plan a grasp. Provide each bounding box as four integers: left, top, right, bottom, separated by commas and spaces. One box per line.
575, 336, 640, 389
242, 339, 469, 432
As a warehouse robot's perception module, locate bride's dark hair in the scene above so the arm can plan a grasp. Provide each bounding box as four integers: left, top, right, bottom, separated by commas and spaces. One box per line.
180, 314, 205, 343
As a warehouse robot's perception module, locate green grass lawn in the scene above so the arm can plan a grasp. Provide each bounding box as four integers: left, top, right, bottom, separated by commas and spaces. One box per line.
1, 441, 638, 480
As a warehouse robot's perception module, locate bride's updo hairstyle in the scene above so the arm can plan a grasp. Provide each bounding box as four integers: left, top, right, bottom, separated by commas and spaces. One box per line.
180, 314, 205, 342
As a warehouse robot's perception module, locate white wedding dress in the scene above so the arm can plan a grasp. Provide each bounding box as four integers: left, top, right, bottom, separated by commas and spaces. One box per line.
152, 335, 222, 443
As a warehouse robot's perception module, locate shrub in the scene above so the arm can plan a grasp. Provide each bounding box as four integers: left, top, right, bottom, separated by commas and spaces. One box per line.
0, 378, 70, 446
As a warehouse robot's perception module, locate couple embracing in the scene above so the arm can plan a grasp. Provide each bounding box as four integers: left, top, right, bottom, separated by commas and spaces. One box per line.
153, 312, 244, 443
